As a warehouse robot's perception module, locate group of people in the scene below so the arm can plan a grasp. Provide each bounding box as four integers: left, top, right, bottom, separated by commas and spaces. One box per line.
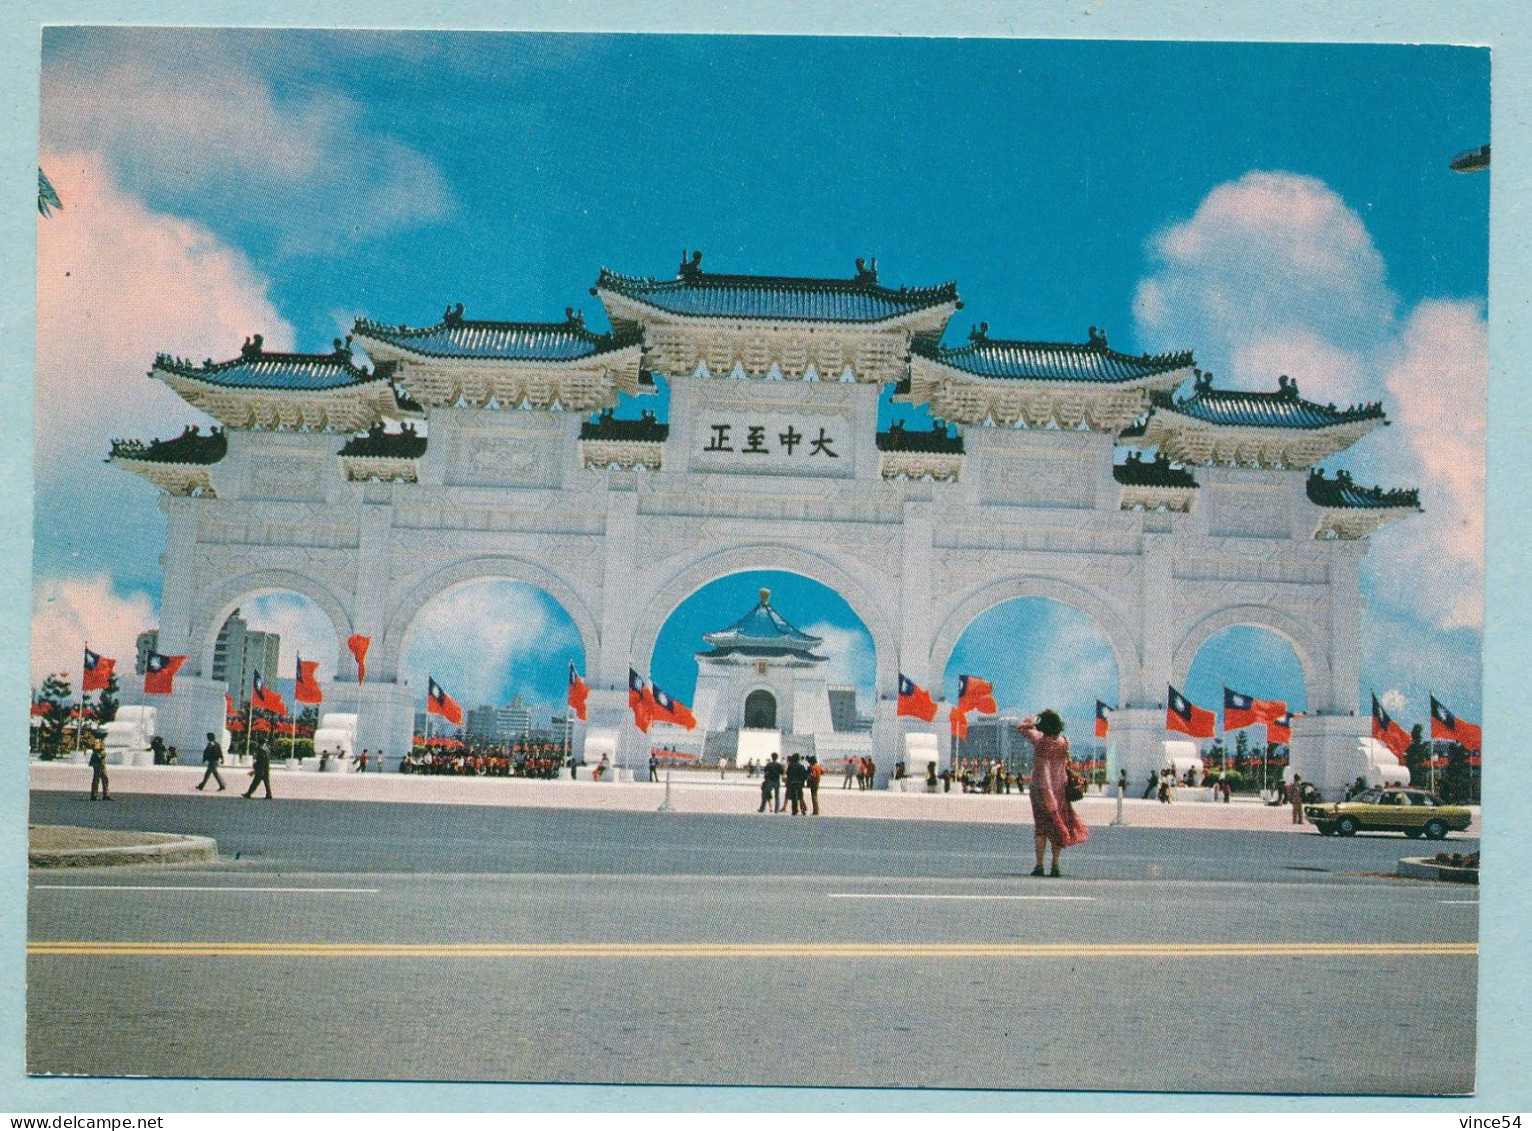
839, 756, 878, 790
757, 752, 825, 815
1142, 766, 1234, 804
401, 746, 568, 778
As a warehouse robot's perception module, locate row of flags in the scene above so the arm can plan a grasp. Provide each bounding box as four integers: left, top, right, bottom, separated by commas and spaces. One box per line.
1372, 693, 1482, 762
1163, 684, 1292, 744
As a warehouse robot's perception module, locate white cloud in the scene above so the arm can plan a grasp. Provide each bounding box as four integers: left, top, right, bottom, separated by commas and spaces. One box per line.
801, 620, 876, 705
42, 36, 451, 256
401, 581, 581, 711
1379, 688, 1410, 716
1132, 171, 1485, 645
31, 575, 156, 687
240, 594, 342, 678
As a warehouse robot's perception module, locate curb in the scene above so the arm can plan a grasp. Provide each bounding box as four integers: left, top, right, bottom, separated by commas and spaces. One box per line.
1397, 856, 1479, 885
29, 834, 219, 869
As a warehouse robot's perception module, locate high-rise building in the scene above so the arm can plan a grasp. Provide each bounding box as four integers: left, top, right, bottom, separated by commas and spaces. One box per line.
211, 609, 281, 707
466, 704, 499, 742
497, 694, 532, 741
828, 685, 860, 733
134, 630, 159, 674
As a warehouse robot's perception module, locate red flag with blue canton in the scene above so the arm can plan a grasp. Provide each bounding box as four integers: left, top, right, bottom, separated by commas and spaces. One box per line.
1429, 695, 1481, 754
251, 670, 287, 715
1166, 685, 1215, 739
950, 705, 969, 739
82, 647, 115, 692
629, 669, 653, 733
956, 674, 998, 716
567, 663, 589, 721
650, 682, 697, 731
1266, 710, 1294, 745
294, 656, 323, 704
427, 677, 463, 726
1223, 686, 1287, 731
143, 651, 187, 696
1371, 694, 1410, 763
1095, 700, 1111, 739
897, 674, 938, 722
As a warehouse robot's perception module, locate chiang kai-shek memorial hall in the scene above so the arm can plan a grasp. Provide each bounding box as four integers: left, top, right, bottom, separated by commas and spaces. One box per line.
110, 251, 1420, 796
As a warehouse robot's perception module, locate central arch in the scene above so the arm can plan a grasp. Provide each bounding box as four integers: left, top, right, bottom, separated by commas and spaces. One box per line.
630, 544, 899, 691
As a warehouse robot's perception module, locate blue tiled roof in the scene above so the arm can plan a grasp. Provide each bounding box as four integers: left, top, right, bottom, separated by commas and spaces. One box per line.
1113, 452, 1198, 489
595, 251, 959, 324
109, 426, 226, 465
154, 337, 381, 392
699, 589, 825, 658
354, 306, 642, 361
1307, 470, 1419, 510
580, 409, 669, 443
1155, 375, 1387, 430
339, 424, 428, 459
916, 324, 1192, 383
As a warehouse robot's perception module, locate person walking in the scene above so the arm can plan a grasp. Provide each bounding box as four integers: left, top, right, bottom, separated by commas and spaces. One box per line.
1290, 774, 1307, 825
807, 755, 824, 814
785, 753, 809, 816
1117, 768, 1129, 799
88, 742, 111, 801
243, 740, 273, 799
1018, 710, 1088, 876
843, 757, 857, 789
196, 732, 227, 791
648, 753, 659, 782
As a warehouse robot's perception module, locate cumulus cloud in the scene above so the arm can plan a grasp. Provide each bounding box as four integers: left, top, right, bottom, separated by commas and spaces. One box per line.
42, 31, 452, 256
1132, 171, 1485, 653
31, 575, 156, 686
32, 153, 297, 667
801, 620, 876, 707
401, 581, 582, 714
240, 594, 342, 678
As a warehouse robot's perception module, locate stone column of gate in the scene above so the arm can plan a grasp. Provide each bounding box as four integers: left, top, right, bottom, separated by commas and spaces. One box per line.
596, 486, 640, 778
348, 492, 416, 766
892, 501, 937, 787
1292, 542, 1370, 800
1113, 531, 1173, 790
150, 497, 228, 755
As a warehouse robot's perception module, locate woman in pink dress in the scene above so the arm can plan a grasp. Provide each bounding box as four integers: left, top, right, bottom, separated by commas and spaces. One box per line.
1019, 709, 1088, 876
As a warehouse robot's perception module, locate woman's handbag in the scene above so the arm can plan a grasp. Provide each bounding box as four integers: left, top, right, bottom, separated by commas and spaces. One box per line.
1065, 766, 1087, 803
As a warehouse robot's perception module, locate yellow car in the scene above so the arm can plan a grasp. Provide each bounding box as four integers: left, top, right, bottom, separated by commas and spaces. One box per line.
1305, 787, 1472, 840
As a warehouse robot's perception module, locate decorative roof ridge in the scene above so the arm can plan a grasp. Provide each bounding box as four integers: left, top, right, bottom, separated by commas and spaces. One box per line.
579, 408, 670, 443
354, 305, 644, 350
154, 334, 377, 382
1306, 468, 1421, 510
338, 422, 427, 459
108, 424, 227, 465
594, 250, 960, 305
876, 421, 965, 454
1154, 371, 1387, 423
1113, 449, 1198, 489
917, 321, 1194, 369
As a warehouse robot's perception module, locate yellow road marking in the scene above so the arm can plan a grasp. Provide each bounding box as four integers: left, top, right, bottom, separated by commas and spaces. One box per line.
26, 941, 1477, 959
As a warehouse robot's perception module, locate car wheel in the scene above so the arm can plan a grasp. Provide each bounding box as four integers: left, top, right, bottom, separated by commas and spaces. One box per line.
1404, 828, 1423, 839
1316, 824, 1335, 837
1337, 816, 1360, 837
1425, 819, 1448, 841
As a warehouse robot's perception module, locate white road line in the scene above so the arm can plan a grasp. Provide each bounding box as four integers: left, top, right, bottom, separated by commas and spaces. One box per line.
827, 893, 1094, 902
32, 885, 379, 894
1439, 900, 1479, 905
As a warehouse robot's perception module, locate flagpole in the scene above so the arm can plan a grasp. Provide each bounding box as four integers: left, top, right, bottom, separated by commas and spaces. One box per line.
244, 685, 255, 762
77, 649, 87, 756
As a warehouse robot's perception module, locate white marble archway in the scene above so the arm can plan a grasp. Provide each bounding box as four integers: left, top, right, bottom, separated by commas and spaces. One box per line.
194, 569, 355, 682
1170, 603, 1330, 712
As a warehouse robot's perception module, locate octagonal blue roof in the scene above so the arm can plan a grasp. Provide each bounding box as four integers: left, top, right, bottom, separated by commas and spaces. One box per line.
699, 589, 826, 659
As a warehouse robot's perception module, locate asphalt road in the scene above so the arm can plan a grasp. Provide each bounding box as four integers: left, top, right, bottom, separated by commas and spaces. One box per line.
27, 791, 1479, 1094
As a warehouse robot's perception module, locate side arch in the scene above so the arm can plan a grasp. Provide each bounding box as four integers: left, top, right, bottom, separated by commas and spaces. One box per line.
630, 544, 898, 691
929, 575, 1139, 698
1171, 604, 1330, 710
375, 556, 601, 683
194, 569, 355, 681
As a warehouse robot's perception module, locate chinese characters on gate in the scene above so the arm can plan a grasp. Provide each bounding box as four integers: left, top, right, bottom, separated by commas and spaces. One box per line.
703, 423, 838, 458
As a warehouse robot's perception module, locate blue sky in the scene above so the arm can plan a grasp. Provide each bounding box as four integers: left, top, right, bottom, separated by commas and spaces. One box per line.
33, 30, 1488, 733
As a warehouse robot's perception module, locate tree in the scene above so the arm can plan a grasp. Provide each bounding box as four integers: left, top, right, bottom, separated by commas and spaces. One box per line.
35, 674, 73, 759
1440, 741, 1472, 803
1404, 724, 1432, 789
96, 673, 120, 725
1233, 729, 1250, 769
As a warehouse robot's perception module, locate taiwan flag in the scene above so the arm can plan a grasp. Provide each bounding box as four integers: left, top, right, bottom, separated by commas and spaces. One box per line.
143, 651, 187, 696
251, 670, 287, 715
1371, 694, 1411, 764
1430, 695, 1481, 754
428, 677, 463, 727
956, 674, 998, 716
225, 694, 235, 717
897, 674, 938, 722
567, 663, 589, 721
1266, 710, 1294, 746
1223, 686, 1287, 731
1095, 700, 1112, 739
347, 634, 371, 684
1166, 685, 1215, 739
950, 705, 970, 740
628, 669, 653, 733
650, 682, 698, 731
82, 647, 115, 692
294, 656, 323, 705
